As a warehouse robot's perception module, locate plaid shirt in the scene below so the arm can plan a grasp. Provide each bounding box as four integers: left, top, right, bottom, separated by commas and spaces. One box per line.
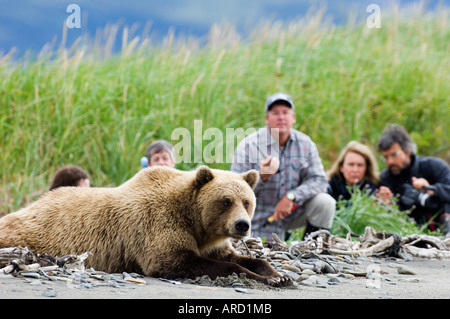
231, 127, 328, 240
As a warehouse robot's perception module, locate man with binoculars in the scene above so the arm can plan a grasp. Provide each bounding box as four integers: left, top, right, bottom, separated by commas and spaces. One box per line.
377, 125, 450, 237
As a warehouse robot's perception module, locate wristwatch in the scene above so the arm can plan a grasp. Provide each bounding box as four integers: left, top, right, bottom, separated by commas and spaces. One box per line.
286, 191, 295, 202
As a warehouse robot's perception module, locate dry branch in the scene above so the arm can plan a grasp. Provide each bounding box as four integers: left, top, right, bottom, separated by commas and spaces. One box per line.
0, 247, 36, 268
403, 245, 450, 259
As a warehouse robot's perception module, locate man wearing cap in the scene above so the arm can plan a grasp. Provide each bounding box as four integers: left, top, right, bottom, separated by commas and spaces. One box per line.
231, 93, 335, 241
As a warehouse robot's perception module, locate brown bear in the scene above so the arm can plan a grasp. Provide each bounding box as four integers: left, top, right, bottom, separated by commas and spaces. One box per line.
0, 166, 289, 286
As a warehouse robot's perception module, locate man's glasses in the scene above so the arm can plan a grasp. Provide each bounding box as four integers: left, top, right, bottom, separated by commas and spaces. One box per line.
381, 150, 402, 161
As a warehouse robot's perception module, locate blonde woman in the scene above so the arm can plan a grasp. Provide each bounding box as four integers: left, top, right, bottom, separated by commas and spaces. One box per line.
327, 141, 380, 201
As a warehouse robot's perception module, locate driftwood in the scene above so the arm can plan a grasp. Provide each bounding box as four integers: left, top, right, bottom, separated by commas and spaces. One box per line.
403, 245, 450, 259
0, 248, 148, 288
308, 227, 449, 259
284, 227, 402, 257
0, 247, 36, 268
444, 238, 450, 250
327, 236, 396, 257
233, 227, 450, 261
401, 234, 448, 250
0, 247, 87, 275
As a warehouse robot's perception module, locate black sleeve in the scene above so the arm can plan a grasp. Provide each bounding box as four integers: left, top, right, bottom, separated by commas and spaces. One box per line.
379, 168, 401, 195
424, 158, 450, 203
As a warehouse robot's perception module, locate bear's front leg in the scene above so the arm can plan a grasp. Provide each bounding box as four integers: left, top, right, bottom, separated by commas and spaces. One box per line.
227, 254, 279, 276
206, 244, 292, 287
150, 250, 283, 286
227, 253, 292, 287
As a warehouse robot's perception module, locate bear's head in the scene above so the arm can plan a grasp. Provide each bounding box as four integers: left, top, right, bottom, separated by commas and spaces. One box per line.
193, 166, 258, 241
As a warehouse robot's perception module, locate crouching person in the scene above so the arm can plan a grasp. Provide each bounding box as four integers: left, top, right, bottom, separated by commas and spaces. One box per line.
377, 124, 450, 236
231, 93, 335, 241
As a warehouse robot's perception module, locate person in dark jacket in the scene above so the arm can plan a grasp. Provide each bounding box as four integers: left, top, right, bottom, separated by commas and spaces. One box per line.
327, 141, 379, 201
377, 124, 450, 236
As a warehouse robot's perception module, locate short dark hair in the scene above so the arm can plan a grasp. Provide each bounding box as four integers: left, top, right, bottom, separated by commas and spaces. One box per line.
50, 165, 89, 190
377, 124, 416, 154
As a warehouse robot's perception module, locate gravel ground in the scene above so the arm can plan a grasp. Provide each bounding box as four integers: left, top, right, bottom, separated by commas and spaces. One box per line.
1, 257, 449, 300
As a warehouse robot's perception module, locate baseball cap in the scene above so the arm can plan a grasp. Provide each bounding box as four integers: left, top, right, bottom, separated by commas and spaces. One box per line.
265, 92, 294, 113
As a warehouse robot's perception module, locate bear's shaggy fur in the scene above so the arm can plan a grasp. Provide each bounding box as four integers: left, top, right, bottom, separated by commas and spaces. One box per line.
0, 166, 288, 286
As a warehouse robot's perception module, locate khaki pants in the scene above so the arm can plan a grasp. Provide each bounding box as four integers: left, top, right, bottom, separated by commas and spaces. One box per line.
282, 193, 336, 231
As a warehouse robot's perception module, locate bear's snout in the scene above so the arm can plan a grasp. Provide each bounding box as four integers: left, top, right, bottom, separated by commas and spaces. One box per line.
234, 219, 250, 235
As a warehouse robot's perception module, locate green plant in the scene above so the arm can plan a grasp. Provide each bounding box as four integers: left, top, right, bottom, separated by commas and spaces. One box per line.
288, 188, 434, 242
329, 188, 423, 237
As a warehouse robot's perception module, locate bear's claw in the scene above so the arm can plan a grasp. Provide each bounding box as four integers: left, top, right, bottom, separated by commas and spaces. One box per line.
267, 276, 292, 287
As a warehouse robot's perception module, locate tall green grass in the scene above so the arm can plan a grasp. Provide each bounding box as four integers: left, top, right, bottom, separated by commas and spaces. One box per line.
1, 5, 449, 215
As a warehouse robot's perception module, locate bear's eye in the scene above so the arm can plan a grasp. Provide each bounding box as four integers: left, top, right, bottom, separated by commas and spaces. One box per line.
243, 201, 250, 209
222, 198, 233, 207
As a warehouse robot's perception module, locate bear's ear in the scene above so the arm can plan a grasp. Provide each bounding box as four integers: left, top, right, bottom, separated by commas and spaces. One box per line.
194, 166, 214, 189
241, 170, 259, 190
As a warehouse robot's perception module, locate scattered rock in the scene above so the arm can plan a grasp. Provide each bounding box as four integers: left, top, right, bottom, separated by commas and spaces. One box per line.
29, 279, 43, 286
300, 275, 317, 287
79, 282, 93, 289
281, 264, 301, 273
301, 269, 316, 276
327, 277, 340, 285
159, 278, 182, 285
42, 288, 57, 297
397, 265, 418, 275
234, 287, 248, 293
338, 273, 354, 279
397, 277, 423, 283
281, 270, 301, 282
366, 271, 383, 281
366, 280, 380, 289
315, 277, 329, 288
123, 274, 146, 285
299, 273, 310, 281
